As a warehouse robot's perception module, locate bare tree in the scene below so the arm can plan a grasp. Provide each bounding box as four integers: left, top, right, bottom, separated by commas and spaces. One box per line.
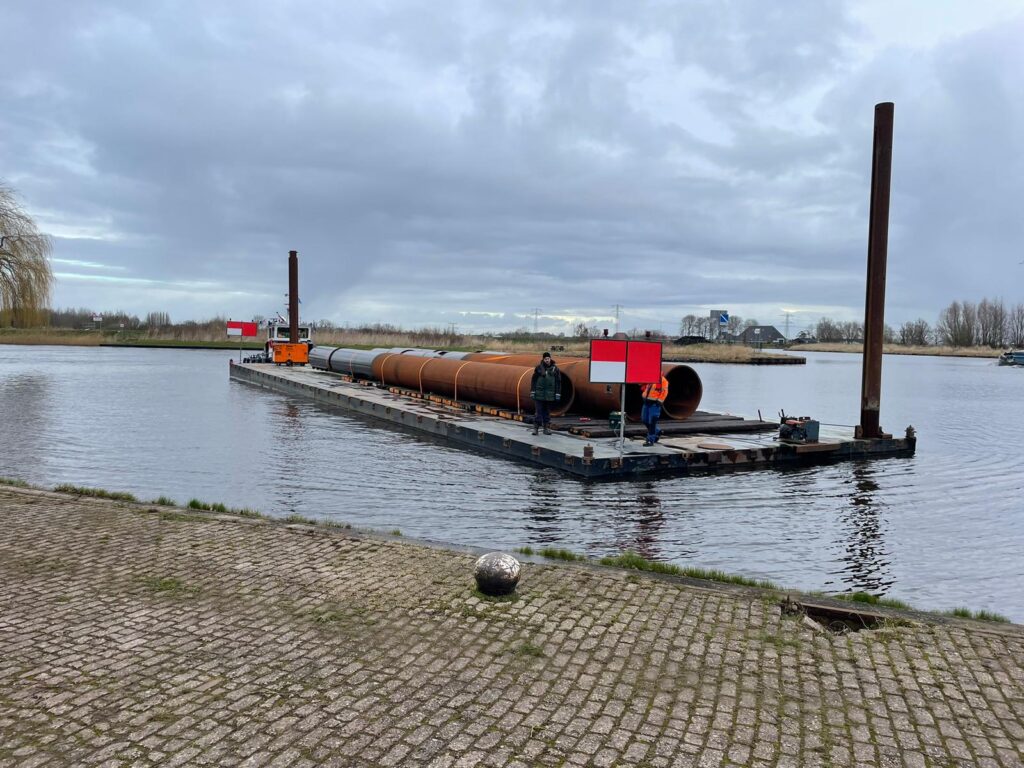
726, 314, 743, 334
0, 183, 53, 326
679, 314, 698, 336
977, 297, 1007, 347
145, 311, 171, 328
815, 317, 842, 342
1008, 303, 1024, 348
898, 319, 930, 346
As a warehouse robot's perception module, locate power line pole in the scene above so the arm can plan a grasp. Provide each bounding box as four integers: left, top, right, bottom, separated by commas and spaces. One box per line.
532, 308, 541, 334
781, 311, 793, 340
613, 304, 622, 334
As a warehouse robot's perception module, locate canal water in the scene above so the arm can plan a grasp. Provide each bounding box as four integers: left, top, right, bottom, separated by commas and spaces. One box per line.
1, 346, 1021, 620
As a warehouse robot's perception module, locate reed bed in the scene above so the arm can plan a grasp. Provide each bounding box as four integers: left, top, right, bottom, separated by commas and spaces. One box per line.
797, 342, 1001, 358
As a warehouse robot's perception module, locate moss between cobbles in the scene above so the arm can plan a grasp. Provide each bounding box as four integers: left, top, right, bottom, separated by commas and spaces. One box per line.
141, 576, 199, 597
53, 484, 137, 502
472, 588, 519, 604
511, 641, 545, 657
158, 510, 215, 524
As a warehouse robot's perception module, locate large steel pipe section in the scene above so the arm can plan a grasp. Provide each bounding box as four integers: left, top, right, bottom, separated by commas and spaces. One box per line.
385, 347, 472, 360
466, 353, 702, 420
309, 346, 390, 378
660, 363, 702, 420
371, 354, 575, 416
465, 353, 630, 417
310, 346, 473, 378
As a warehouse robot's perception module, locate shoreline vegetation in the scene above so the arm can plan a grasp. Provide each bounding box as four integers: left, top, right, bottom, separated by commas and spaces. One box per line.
0, 476, 1013, 624
0, 327, 796, 363
0, 327, 1011, 359
796, 342, 1001, 358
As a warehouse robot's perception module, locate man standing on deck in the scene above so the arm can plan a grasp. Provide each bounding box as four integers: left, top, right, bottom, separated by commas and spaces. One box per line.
530, 352, 561, 435
641, 373, 669, 446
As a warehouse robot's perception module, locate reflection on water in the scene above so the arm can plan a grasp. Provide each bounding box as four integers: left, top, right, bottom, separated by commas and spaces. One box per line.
631, 483, 667, 560
1, 346, 1022, 621
829, 464, 892, 594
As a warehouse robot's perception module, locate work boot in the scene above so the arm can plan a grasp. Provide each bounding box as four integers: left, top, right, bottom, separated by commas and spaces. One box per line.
543, 426, 551, 435
532, 423, 539, 435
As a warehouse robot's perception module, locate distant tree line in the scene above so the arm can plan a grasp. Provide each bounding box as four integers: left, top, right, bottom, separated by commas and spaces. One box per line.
812, 297, 1024, 348
935, 298, 1024, 348
678, 314, 759, 339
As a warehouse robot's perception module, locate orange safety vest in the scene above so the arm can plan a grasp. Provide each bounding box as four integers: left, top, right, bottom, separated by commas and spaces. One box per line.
643, 376, 669, 403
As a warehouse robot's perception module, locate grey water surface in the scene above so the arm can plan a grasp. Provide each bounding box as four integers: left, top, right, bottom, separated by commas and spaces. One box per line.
1, 345, 1021, 620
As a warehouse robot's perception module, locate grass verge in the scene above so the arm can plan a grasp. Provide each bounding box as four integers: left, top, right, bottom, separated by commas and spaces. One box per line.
834, 591, 913, 611
943, 607, 1010, 623
0, 477, 29, 487
516, 545, 587, 562
53, 484, 137, 502
598, 551, 780, 590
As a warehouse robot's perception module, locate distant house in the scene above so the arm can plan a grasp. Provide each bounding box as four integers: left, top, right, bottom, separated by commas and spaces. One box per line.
736, 325, 786, 345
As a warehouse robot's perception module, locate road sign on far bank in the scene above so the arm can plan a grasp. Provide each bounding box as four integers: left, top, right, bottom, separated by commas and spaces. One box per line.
711, 310, 728, 327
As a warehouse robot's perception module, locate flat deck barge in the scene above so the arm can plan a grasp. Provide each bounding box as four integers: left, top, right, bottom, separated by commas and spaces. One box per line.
230, 362, 915, 479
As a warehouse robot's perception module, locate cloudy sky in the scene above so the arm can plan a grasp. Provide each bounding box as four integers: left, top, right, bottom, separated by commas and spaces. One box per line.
2, 0, 1022, 335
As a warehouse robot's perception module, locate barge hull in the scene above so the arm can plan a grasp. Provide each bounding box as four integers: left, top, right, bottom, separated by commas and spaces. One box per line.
229, 362, 915, 479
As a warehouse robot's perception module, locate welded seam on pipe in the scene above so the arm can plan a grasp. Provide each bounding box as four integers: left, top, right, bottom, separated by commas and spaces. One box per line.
453, 361, 471, 403
417, 358, 432, 394
379, 353, 398, 387
515, 370, 531, 414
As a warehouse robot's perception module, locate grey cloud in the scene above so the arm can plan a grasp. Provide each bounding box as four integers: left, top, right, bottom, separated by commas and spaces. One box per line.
0, 1, 1021, 331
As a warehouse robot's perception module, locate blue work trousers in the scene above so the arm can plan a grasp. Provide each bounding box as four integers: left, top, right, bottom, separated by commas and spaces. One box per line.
641, 401, 662, 442
534, 399, 552, 426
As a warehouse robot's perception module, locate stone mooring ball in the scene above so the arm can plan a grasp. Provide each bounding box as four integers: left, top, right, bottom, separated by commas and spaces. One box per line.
474, 552, 521, 596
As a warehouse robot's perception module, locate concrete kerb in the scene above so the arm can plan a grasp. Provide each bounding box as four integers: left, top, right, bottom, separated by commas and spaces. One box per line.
4, 483, 1021, 638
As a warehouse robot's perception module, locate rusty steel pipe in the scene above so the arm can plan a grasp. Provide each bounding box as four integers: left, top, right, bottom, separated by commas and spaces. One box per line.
288, 250, 299, 344
858, 102, 894, 440
464, 353, 628, 416
370, 354, 575, 416
660, 363, 703, 420
464, 353, 702, 420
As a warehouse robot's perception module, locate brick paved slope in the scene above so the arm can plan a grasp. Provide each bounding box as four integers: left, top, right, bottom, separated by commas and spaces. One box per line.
0, 486, 1022, 767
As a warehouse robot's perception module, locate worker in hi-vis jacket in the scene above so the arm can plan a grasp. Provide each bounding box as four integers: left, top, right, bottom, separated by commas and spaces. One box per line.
641, 374, 669, 446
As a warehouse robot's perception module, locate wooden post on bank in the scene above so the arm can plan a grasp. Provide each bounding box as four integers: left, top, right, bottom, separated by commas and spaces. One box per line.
857, 102, 894, 440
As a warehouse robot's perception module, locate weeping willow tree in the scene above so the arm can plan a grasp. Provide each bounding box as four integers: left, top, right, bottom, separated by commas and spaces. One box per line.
0, 183, 53, 327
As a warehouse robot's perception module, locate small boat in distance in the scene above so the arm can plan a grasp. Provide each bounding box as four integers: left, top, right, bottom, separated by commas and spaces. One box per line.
998, 350, 1024, 366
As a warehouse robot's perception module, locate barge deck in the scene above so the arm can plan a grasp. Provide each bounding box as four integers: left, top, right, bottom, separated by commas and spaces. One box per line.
229, 362, 915, 478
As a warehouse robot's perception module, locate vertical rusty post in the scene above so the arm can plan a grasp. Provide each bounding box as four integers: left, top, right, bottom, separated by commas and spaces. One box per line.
857, 102, 894, 440
288, 250, 299, 344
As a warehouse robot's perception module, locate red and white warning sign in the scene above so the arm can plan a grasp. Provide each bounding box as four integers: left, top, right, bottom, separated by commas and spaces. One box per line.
589, 339, 662, 384
226, 321, 258, 337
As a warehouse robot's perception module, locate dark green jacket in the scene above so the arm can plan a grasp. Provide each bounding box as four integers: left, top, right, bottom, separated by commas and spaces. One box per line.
531, 362, 561, 402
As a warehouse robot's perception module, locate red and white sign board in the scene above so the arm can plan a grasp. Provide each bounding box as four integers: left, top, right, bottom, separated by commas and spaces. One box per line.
226, 321, 258, 338
589, 340, 628, 383
589, 339, 662, 384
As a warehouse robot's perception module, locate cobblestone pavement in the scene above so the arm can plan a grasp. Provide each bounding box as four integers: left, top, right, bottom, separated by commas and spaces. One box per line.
1, 487, 1022, 768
